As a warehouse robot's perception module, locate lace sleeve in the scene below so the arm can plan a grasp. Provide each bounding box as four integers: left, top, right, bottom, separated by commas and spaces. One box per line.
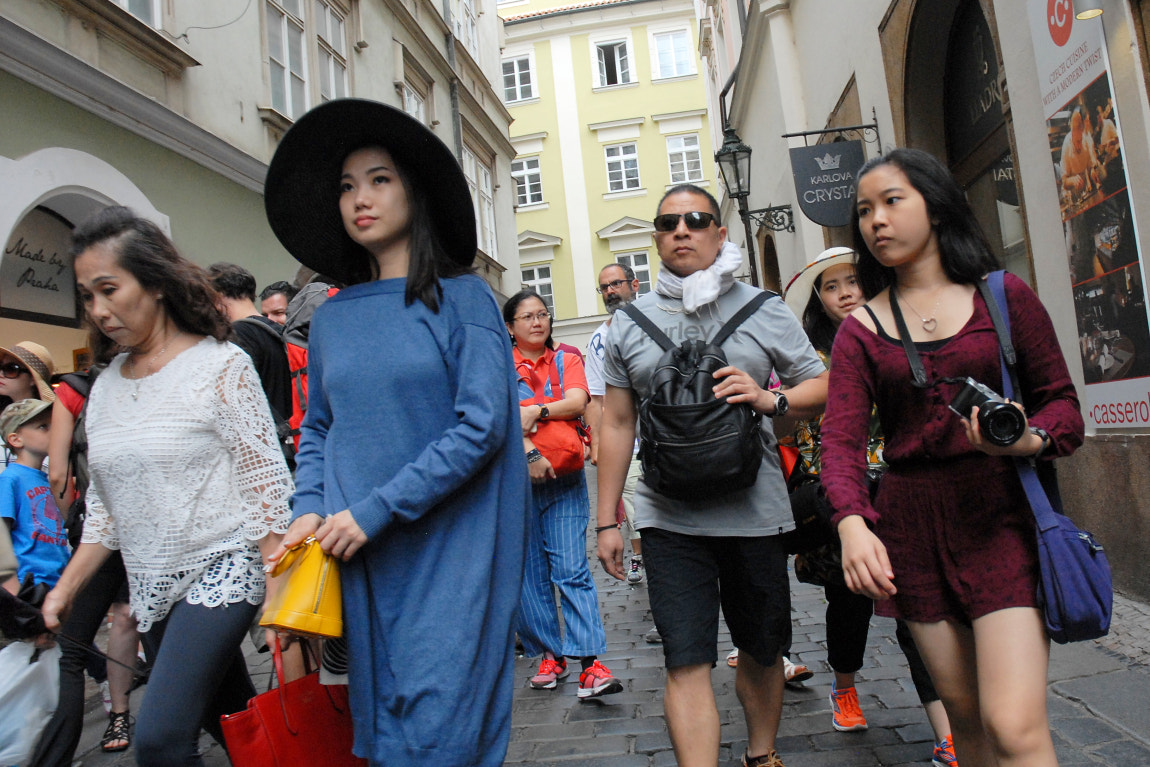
79, 483, 120, 550
213, 351, 293, 540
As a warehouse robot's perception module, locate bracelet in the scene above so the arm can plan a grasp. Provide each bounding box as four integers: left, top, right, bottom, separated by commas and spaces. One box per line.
595, 524, 618, 533
526, 448, 543, 464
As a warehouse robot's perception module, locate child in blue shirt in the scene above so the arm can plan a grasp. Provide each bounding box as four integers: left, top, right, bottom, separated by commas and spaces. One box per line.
0, 399, 68, 588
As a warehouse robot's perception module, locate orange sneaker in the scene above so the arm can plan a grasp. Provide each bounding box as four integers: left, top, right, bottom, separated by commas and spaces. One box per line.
933, 734, 959, 766
829, 684, 868, 732
529, 657, 569, 689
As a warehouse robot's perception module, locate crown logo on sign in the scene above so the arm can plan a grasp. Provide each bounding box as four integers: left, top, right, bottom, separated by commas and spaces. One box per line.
814, 153, 841, 171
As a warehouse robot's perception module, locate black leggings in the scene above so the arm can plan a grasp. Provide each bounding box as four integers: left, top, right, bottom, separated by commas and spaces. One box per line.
824, 580, 874, 675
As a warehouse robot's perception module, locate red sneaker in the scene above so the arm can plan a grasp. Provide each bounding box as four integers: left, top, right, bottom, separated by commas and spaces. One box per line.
529, 657, 569, 689
830, 684, 868, 731
577, 660, 623, 699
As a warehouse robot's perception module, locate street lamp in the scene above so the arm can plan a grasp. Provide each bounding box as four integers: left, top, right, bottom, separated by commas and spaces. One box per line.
715, 126, 760, 287
714, 125, 795, 290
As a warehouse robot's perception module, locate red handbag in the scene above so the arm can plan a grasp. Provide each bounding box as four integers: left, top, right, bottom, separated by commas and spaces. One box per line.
522, 351, 591, 477
220, 638, 366, 767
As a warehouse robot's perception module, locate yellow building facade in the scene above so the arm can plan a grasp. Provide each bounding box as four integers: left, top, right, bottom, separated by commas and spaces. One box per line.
500, 0, 717, 346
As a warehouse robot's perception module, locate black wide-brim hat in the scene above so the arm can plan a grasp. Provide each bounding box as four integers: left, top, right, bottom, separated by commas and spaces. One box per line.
264, 99, 477, 286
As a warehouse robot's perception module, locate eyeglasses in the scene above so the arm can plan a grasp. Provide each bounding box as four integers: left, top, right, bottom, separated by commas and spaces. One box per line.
598, 279, 631, 294
653, 211, 718, 232
514, 311, 551, 323
0, 363, 28, 379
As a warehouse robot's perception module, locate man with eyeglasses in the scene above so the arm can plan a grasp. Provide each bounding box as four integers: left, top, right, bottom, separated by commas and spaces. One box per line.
594, 184, 828, 767
584, 263, 653, 592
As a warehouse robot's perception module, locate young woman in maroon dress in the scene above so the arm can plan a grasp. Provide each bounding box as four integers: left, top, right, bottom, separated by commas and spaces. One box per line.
820, 148, 1083, 767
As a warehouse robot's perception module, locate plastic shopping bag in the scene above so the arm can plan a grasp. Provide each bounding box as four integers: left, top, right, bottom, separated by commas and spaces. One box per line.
0, 641, 60, 766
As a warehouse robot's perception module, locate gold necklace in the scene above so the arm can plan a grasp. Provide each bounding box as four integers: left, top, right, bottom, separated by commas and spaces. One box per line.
127, 332, 180, 400
899, 291, 943, 333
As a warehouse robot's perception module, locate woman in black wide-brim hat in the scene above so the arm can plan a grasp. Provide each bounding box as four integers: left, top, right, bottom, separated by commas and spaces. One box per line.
264, 99, 529, 767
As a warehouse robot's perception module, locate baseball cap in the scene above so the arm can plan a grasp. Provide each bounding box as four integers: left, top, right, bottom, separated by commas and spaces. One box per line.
0, 399, 52, 444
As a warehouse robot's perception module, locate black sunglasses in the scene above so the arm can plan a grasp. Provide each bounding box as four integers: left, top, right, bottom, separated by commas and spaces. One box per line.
653, 211, 718, 232
0, 362, 28, 379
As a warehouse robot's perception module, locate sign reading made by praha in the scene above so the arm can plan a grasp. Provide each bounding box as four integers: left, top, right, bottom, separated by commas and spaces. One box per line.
789, 141, 865, 227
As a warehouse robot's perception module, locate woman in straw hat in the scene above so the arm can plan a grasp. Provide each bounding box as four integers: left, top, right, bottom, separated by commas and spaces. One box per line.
0, 341, 55, 470
264, 99, 529, 767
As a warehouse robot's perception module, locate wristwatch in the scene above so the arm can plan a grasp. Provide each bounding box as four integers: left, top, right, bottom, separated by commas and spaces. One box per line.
1029, 426, 1051, 457
770, 392, 789, 418
538, 404, 550, 420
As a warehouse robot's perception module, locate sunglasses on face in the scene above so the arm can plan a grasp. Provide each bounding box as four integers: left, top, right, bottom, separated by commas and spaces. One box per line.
0, 363, 28, 379
653, 211, 718, 232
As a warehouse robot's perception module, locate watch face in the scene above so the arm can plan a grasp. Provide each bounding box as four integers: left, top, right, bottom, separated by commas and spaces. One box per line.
774, 393, 788, 416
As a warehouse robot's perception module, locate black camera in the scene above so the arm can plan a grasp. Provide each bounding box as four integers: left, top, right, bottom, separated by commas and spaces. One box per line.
948, 377, 1027, 446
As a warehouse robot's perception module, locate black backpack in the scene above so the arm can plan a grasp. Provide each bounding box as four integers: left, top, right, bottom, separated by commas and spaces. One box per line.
621, 291, 771, 501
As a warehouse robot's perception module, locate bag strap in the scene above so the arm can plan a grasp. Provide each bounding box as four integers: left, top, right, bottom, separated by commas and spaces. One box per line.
236, 316, 286, 345
712, 291, 772, 347
889, 285, 929, 389
621, 303, 675, 351
979, 271, 1062, 530
621, 291, 772, 351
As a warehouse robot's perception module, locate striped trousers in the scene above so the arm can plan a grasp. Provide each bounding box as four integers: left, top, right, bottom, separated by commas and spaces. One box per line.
517, 471, 608, 658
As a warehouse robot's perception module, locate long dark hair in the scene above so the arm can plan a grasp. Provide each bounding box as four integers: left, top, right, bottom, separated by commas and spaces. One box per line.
851, 148, 999, 298
801, 275, 840, 355
70, 206, 231, 361
346, 146, 472, 313
502, 289, 554, 350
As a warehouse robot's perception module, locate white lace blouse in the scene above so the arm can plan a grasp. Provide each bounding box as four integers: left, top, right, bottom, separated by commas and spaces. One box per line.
80, 338, 293, 630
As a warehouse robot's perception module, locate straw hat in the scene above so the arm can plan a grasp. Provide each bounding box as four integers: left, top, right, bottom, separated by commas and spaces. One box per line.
264, 99, 476, 287
0, 342, 56, 402
783, 247, 857, 318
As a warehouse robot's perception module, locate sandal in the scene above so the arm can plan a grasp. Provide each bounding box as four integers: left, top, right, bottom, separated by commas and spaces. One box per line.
101, 710, 131, 753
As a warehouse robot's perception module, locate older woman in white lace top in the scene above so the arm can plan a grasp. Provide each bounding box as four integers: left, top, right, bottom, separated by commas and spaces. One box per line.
42, 206, 293, 767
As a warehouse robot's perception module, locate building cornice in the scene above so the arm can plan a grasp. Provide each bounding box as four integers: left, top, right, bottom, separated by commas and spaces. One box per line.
502, 0, 696, 39
55, 0, 199, 75
0, 16, 267, 192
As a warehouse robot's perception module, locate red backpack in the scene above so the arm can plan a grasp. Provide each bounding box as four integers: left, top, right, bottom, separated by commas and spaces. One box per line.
283, 284, 339, 449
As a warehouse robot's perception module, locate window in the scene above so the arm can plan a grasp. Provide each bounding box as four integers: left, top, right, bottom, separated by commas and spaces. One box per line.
463, 147, 497, 257
605, 143, 640, 192
667, 134, 703, 183
453, 0, 478, 54
616, 252, 651, 294
511, 158, 543, 206
267, 0, 308, 119
596, 41, 631, 86
652, 30, 693, 78
401, 83, 426, 123
502, 56, 534, 103
315, 1, 347, 102
521, 266, 554, 314
113, 0, 159, 26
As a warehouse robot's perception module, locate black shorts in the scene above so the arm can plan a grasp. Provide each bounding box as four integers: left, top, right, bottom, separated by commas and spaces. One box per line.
642, 527, 791, 670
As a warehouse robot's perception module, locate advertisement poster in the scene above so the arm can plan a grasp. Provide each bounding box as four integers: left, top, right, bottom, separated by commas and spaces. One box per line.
1029, 0, 1150, 428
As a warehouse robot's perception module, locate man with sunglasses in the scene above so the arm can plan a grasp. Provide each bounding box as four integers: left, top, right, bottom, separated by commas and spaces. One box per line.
594, 184, 828, 767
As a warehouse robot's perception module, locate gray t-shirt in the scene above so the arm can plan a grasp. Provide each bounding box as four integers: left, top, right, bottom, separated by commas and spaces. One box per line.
602, 282, 825, 537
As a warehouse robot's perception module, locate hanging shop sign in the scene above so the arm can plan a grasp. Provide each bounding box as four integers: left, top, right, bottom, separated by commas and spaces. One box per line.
789, 140, 865, 228
1029, 0, 1150, 428
1, 207, 78, 326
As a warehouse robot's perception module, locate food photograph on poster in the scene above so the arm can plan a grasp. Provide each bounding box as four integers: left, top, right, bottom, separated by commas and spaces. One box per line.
1074, 265, 1150, 384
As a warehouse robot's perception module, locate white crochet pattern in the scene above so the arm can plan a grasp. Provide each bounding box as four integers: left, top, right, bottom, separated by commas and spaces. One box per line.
81, 338, 293, 631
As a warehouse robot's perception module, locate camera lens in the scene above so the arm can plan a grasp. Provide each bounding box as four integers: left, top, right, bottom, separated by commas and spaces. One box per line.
979, 402, 1027, 446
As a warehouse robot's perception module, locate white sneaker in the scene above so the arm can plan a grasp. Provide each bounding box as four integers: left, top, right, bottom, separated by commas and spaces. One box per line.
626, 555, 645, 584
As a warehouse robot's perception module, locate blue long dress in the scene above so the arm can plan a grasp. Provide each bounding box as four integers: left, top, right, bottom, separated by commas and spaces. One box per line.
290, 274, 530, 766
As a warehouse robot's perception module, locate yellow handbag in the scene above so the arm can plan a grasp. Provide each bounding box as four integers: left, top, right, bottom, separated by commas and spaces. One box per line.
260, 536, 343, 638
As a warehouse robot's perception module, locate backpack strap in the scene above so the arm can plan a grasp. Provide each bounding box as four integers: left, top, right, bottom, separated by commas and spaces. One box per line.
236, 316, 286, 344
621, 304, 675, 351
59, 372, 92, 399
711, 291, 771, 347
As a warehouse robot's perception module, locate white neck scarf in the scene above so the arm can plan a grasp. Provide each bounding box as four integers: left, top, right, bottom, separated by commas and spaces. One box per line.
654, 240, 743, 314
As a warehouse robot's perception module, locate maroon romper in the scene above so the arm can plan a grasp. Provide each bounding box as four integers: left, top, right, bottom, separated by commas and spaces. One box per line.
821, 274, 1084, 623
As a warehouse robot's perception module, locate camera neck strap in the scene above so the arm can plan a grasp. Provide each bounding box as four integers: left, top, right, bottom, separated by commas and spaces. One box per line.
977, 271, 1023, 408
888, 285, 930, 389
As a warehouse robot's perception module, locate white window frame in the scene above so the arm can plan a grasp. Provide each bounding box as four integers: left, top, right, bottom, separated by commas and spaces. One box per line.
605, 142, 641, 192
463, 146, 497, 258
453, 0, 478, 54
521, 266, 555, 315
650, 28, 695, 79
615, 251, 652, 294
266, 0, 309, 120
401, 82, 426, 124
511, 157, 544, 207
595, 39, 632, 87
502, 54, 535, 103
315, 1, 348, 102
667, 133, 704, 184
113, 0, 161, 27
